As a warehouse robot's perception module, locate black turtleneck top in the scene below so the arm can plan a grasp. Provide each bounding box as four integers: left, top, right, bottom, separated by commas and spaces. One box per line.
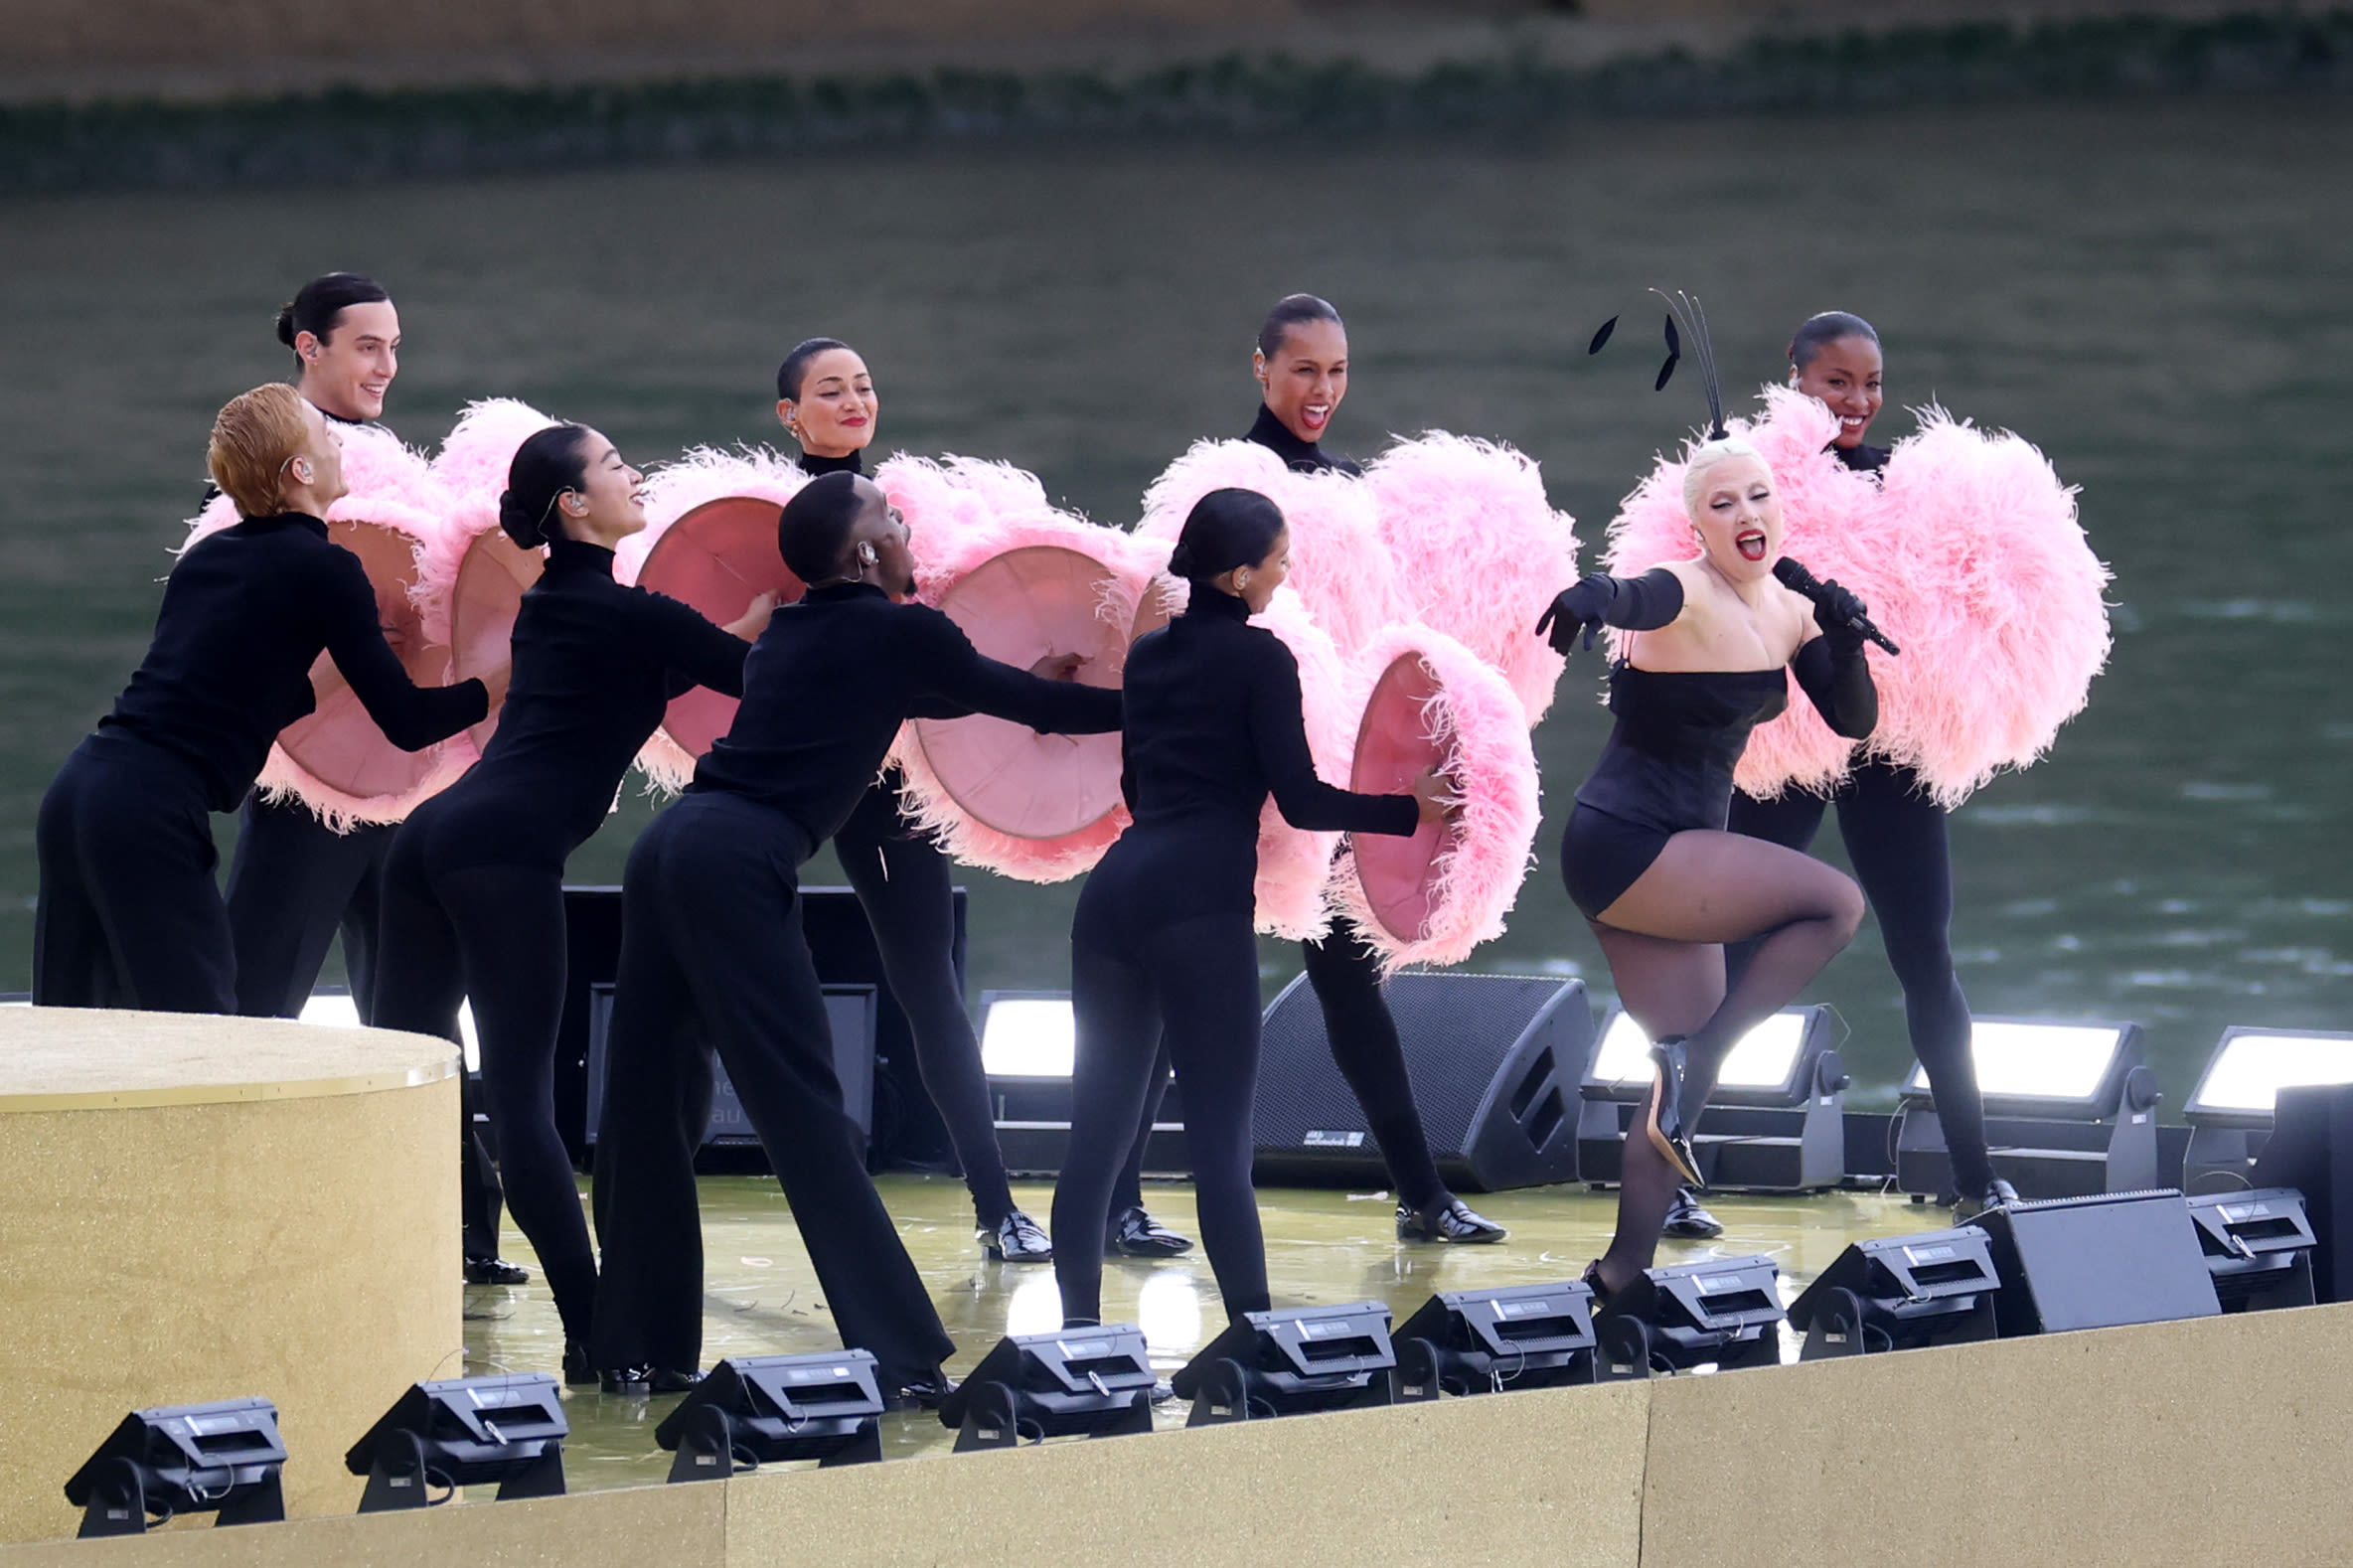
1832, 441, 1891, 475
692, 581, 1122, 854
1099, 587, 1418, 925
1246, 404, 1361, 478
97, 512, 488, 813
796, 449, 865, 478
412, 537, 750, 871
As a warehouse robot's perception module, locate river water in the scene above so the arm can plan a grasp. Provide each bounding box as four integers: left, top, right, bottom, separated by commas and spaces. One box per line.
2, 97, 2347, 1105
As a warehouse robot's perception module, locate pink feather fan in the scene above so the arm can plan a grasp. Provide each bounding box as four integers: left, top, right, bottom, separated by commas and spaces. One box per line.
184, 424, 472, 830
624, 446, 812, 793
1337, 624, 1542, 972
886, 468, 1160, 883
1603, 387, 1878, 800
1138, 439, 1405, 660
1868, 407, 2110, 805
1362, 432, 1578, 725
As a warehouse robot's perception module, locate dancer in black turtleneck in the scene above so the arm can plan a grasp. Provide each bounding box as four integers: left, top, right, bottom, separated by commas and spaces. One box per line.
1052, 488, 1449, 1329
590, 472, 1118, 1397
1108, 296, 1507, 1250
371, 425, 764, 1382
36, 386, 487, 1013
768, 338, 1054, 1262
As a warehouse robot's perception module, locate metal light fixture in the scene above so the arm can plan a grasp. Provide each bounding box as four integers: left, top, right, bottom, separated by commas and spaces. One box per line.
2185, 1187, 2318, 1312
1896, 1017, 2158, 1200
1578, 1006, 1846, 1190
2182, 1028, 2353, 1192
1789, 1228, 2001, 1359
657, 1352, 886, 1481
939, 1326, 1157, 1451
1594, 1255, 1786, 1378
66, 1398, 287, 1538
345, 1373, 566, 1509
1172, 1302, 1396, 1425
1393, 1282, 1598, 1398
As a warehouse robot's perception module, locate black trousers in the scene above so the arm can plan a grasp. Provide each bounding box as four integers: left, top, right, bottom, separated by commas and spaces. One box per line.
224, 795, 509, 1258
1727, 758, 1993, 1195
1111, 918, 1448, 1216
225, 795, 392, 1017
373, 835, 598, 1342
1053, 911, 1270, 1328
590, 793, 954, 1383
33, 734, 235, 1013
833, 780, 1016, 1226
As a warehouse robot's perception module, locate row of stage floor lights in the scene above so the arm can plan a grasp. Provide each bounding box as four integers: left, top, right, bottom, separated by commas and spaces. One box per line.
972, 993, 2353, 1198
71, 1180, 2322, 1534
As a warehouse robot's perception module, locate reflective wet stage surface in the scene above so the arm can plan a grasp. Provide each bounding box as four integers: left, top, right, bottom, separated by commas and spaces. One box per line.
469, 1174, 1945, 1490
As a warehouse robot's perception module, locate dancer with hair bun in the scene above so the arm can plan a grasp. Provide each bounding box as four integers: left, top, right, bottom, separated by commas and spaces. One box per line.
35, 386, 488, 1012
1110, 294, 1509, 1255
771, 336, 1057, 1264
1554, 296, 1879, 1303
372, 424, 770, 1386
1051, 489, 1455, 1332
591, 471, 1118, 1400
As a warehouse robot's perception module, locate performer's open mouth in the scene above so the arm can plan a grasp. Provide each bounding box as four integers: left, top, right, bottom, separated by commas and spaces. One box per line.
1736, 529, 1768, 561
1300, 401, 1331, 432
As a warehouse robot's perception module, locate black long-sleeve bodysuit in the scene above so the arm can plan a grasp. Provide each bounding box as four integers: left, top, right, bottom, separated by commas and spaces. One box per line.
797, 450, 1028, 1228
1726, 440, 1993, 1197
35, 512, 486, 1012
1111, 405, 1454, 1217
589, 581, 1120, 1383
370, 538, 749, 1343
1052, 588, 1419, 1327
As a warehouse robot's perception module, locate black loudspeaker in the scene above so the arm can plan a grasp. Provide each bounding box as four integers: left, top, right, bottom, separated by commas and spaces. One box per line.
1252, 973, 1588, 1192
584, 983, 878, 1147
1962, 1189, 2222, 1335
555, 884, 966, 1173
2253, 1082, 2353, 1303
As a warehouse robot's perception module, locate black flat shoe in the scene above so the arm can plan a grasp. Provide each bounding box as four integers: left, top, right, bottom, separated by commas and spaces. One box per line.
1396, 1196, 1507, 1244
1108, 1205, 1194, 1257
1646, 1036, 1704, 1188
561, 1342, 597, 1388
1661, 1187, 1723, 1240
599, 1366, 651, 1395
648, 1366, 704, 1396
888, 1370, 957, 1412
981, 1208, 1053, 1263
1954, 1177, 2022, 1222
464, 1254, 530, 1286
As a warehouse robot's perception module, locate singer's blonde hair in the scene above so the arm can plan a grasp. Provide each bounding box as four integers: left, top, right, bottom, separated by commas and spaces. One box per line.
1681, 435, 1766, 518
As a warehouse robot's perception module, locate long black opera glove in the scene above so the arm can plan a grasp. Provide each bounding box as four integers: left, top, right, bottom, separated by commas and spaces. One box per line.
1533, 568, 1685, 656
1792, 631, 1878, 739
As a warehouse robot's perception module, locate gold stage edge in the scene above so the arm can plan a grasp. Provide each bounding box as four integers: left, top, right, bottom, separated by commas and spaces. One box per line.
0, 1010, 461, 1546
7, 1303, 2351, 1566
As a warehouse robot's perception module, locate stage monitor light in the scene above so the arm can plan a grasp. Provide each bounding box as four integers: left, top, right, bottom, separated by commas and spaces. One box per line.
1594, 1255, 1785, 1379
1172, 1301, 1396, 1426
939, 1325, 1157, 1451
1394, 1282, 1597, 1398
2185, 1187, 2318, 1312
345, 1372, 566, 1509
2186, 1028, 2353, 1126
1788, 1228, 2001, 1359
65, 1397, 287, 1538
1900, 1017, 2149, 1118
300, 990, 481, 1072
656, 1351, 885, 1481
1586, 1006, 1840, 1109
979, 991, 1074, 1078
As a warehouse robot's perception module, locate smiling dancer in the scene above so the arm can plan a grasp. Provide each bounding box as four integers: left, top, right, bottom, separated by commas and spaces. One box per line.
1112, 295, 1507, 1251
771, 336, 1056, 1263
371, 425, 769, 1384
1552, 298, 1878, 1301
36, 386, 488, 1011
590, 472, 1119, 1398
1052, 488, 1453, 1331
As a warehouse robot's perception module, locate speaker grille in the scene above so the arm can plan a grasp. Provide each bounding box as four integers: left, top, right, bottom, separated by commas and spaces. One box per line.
1256, 973, 1577, 1161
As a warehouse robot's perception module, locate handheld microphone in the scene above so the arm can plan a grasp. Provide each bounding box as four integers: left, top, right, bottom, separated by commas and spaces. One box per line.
1772, 556, 1900, 656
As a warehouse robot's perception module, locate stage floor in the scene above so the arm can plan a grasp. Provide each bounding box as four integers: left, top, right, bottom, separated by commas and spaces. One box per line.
463, 1175, 1954, 1491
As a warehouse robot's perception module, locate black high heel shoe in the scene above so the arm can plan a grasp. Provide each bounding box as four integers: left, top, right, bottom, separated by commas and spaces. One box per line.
1646, 1036, 1704, 1187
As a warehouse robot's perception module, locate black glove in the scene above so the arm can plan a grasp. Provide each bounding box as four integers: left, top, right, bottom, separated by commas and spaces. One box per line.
1533, 575, 1618, 656
1809, 576, 1873, 650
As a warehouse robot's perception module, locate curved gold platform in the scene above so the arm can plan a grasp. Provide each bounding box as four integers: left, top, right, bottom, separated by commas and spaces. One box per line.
0, 1009, 461, 1545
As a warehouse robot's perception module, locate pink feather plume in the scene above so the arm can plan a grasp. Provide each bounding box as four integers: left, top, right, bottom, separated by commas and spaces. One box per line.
1138, 440, 1406, 660
1361, 432, 1578, 725
1334, 625, 1542, 972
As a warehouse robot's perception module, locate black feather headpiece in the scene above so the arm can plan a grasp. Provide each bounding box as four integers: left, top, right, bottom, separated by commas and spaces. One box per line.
1586, 289, 1729, 442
